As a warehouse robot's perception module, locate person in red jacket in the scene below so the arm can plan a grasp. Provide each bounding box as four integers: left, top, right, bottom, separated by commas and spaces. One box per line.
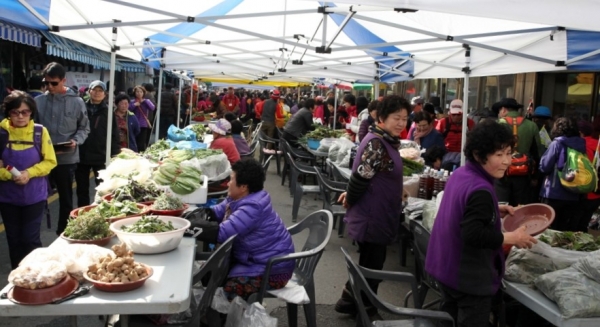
209, 118, 240, 165
222, 87, 240, 115
578, 120, 600, 232
436, 99, 475, 153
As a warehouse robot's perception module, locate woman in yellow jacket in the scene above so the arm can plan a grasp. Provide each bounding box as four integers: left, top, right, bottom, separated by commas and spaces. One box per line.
0, 91, 57, 269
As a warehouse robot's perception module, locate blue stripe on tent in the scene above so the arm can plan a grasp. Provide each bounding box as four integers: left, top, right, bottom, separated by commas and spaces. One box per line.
0, 20, 42, 47
119, 61, 148, 73
567, 30, 600, 70
142, 0, 244, 69
0, 0, 50, 30
326, 4, 413, 83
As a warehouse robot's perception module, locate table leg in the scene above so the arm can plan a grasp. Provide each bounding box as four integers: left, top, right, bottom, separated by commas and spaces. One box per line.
120, 315, 129, 327
69, 315, 78, 327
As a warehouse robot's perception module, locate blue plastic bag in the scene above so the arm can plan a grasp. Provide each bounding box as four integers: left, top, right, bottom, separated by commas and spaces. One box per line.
167, 124, 195, 142
169, 140, 207, 150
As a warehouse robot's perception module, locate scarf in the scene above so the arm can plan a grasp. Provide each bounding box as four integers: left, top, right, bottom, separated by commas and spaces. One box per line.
370, 124, 400, 149
412, 124, 433, 145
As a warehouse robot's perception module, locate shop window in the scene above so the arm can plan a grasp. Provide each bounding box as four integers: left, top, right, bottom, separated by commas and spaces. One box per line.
566, 73, 593, 121
445, 78, 458, 106
467, 77, 479, 112
499, 74, 516, 99
428, 78, 439, 100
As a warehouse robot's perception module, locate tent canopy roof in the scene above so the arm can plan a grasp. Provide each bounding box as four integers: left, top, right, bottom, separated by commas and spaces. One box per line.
6, 0, 600, 80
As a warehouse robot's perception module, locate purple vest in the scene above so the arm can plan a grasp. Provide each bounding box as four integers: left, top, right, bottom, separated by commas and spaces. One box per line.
0, 124, 48, 206
425, 161, 504, 296
344, 132, 403, 244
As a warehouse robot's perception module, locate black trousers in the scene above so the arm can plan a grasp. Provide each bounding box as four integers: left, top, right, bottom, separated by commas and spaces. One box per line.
0, 200, 45, 269
541, 197, 584, 231
50, 164, 76, 235
494, 175, 532, 207
136, 127, 151, 152
75, 163, 104, 207
159, 115, 175, 140
438, 283, 493, 327
345, 241, 387, 306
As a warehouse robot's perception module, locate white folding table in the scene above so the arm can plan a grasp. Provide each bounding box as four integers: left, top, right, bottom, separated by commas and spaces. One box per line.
0, 237, 196, 327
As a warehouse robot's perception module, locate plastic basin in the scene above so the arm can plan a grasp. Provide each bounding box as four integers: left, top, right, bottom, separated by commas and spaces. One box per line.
110, 216, 191, 254
502, 203, 555, 236
307, 138, 321, 150
83, 264, 153, 292
70, 203, 150, 223
9, 274, 79, 305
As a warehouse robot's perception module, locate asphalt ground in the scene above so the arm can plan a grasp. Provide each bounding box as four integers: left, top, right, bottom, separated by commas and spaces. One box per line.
0, 159, 431, 327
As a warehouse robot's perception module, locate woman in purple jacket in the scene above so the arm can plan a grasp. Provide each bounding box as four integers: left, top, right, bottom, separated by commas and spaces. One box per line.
193, 158, 295, 301
425, 120, 536, 327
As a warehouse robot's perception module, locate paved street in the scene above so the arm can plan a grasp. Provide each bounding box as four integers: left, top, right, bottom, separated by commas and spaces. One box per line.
0, 159, 427, 326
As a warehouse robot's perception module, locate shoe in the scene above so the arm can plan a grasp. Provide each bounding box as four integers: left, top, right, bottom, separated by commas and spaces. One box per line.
335, 288, 357, 315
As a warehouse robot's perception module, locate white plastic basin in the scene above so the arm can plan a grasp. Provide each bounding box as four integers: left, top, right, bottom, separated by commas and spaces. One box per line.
110, 216, 191, 254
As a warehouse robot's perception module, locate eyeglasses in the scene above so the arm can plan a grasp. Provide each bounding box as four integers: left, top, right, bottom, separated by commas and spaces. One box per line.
9, 109, 32, 117
42, 79, 60, 86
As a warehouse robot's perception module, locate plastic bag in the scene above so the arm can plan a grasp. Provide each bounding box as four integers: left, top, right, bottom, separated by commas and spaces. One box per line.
572, 250, 600, 283
266, 275, 309, 304
211, 287, 232, 314
403, 174, 420, 198
422, 200, 438, 232
9, 260, 68, 289
316, 137, 336, 153
168, 124, 195, 142
225, 297, 248, 327
180, 154, 231, 182
328, 138, 355, 166
504, 241, 593, 285
241, 302, 278, 327
169, 140, 207, 150
535, 267, 600, 318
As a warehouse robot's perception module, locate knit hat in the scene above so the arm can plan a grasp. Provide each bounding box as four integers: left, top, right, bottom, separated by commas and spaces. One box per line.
208, 118, 231, 136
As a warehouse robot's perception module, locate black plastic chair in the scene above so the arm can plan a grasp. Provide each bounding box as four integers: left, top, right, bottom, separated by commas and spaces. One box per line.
286, 152, 320, 222
281, 139, 316, 188
314, 167, 347, 238
342, 247, 455, 327
114, 236, 237, 327
192, 235, 237, 327
240, 139, 259, 159
258, 130, 281, 175
405, 219, 441, 309
248, 210, 333, 327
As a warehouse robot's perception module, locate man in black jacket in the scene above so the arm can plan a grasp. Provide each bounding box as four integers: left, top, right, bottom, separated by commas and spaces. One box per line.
158, 83, 178, 139
75, 80, 120, 206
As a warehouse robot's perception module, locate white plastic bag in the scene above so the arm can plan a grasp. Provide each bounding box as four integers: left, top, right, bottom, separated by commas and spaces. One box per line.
180, 153, 231, 182
422, 200, 438, 232
211, 287, 232, 314
535, 267, 600, 318
225, 297, 248, 327
241, 302, 277, 327
504, 241, 594, 285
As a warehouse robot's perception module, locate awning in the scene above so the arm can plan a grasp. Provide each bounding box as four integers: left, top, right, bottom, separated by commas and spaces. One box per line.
119, 61, 148, 73
0, 20, 42, 47
42, 31, 116, 70
41, 31, 148, 73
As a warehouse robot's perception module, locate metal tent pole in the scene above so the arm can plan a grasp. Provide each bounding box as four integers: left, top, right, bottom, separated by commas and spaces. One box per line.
177, 78, 182, 127
155, 67, 164, 143
105, 27, 117, 167
460, 45, 471, 166
333, 87, 338, 129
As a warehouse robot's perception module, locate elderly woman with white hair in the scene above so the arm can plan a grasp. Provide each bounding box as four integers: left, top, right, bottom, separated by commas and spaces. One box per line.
209, 118, 240, 165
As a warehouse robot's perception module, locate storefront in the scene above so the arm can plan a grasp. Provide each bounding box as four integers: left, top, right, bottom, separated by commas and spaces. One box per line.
0, 20, 43, 91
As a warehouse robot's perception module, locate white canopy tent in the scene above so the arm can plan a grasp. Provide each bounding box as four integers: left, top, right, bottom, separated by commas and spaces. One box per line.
7, 0, 600, 164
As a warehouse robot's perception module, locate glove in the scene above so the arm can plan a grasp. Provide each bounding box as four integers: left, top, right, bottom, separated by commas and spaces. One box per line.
191, 220, 219, 244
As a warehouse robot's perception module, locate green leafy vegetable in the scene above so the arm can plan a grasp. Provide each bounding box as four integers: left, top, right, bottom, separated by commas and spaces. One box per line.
112, 179, 164, 202
151, 193, 184, 210
64, 210, 111, 240
121, 216, 176, 233
86, 200, 142, 219
539, 231, 600, 252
